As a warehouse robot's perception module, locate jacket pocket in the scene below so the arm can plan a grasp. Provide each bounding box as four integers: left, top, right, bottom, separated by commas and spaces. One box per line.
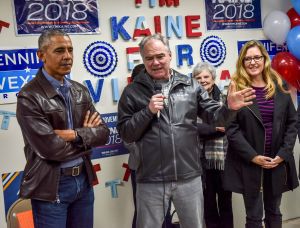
24, 158, 42, 180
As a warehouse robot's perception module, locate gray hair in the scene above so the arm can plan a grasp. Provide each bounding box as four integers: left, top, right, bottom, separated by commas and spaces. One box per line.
38, 29, 69, 51
192, 62, 217, 80
139, 33, 171, 58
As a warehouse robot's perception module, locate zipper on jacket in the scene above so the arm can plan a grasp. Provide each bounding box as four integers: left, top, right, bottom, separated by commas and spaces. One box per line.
55, 194, 60, 204
54, 168, 61, 203
284, 164, 288, 185
168, 85, 178, 180
247, 107, 266, 193
166, 75, 191, 180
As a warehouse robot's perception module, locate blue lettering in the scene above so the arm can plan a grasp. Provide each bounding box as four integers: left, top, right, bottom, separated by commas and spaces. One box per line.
0, 49, 41, 71
110, 16, 131, 41
83, 79, 104, 103
0, 72, 36, 93
176, 44, 193, 66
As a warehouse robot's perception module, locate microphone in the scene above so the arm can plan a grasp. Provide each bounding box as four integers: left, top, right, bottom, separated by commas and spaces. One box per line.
154, 83, 162, 118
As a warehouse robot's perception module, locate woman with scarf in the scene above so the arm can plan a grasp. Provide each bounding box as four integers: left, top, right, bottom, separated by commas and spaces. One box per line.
193, 62, 233, 228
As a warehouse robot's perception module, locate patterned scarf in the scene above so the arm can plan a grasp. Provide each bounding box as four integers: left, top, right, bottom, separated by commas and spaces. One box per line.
204, 137, 227, 170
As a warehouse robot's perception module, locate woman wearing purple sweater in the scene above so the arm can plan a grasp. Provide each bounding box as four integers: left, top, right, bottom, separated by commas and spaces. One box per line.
224, 40, 299, 228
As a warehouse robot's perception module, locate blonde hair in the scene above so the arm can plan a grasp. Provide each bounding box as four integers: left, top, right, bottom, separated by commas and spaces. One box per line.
232, 40, 287, 99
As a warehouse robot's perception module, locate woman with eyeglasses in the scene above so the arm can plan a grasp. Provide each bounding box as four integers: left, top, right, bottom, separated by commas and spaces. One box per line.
223, 40, 299, 228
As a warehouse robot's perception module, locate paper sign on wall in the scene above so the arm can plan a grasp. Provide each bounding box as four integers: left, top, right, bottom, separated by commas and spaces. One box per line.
205, 0, 262, 30
0, 48, 42, 104
13, 0, 101, 35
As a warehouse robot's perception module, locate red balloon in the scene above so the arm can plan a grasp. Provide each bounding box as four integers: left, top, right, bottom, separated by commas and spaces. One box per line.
287, 8, 300, 28
271, 52, 300, 90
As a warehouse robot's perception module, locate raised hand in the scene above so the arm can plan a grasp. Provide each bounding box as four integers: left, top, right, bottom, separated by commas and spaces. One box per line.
227, 81, 256, 110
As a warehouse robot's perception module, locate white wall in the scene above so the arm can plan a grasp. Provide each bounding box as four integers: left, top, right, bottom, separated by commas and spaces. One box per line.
0, 0, 299, 227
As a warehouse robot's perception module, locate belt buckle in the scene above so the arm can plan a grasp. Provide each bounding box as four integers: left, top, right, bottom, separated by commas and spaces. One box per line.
72, 166, 80, 176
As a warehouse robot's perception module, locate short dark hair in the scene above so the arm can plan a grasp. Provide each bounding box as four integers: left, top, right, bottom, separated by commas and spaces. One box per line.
38, 29, 69, 51
131, 63, 145, 80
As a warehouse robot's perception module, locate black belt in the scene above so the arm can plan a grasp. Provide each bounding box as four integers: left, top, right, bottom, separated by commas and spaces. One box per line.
61, 164, 84, 176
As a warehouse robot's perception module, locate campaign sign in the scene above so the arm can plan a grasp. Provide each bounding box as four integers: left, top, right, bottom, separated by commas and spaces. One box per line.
91, 112, 128, 159
2, 171, 23, 216
0, 48, 42, 104
205, 0, 262, 30
237, 40, 288, 59
13, 0, 100, 35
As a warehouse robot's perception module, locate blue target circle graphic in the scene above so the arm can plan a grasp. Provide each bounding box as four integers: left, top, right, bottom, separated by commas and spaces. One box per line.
83, 41, 118, 78
200, 36, 226, 67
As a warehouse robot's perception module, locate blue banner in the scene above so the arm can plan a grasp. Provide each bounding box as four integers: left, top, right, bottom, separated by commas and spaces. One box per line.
0, 48, 42, 104
237, 40, 288, 59
13, 0, 100, 35
91, 112, 128, 159
205, 0, 262, 30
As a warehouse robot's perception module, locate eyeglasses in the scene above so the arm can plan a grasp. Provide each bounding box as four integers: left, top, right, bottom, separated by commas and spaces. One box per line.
243, 55, 264, 64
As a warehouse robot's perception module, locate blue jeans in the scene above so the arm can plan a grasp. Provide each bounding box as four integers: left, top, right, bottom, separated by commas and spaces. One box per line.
136, 176, 204, 228
31, 171, 94, 228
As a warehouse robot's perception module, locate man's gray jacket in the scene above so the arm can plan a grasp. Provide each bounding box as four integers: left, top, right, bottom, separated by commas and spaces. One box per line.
117, 70, 234, 183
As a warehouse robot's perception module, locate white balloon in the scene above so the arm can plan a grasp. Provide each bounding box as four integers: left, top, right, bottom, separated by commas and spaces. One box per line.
263, 10, 291, 45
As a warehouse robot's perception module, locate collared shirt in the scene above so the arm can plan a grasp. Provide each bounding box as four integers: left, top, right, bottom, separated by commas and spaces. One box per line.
43, 69, 83, 167
154, 70, 174, 108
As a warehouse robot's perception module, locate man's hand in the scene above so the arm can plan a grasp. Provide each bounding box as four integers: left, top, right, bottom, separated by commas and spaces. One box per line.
148, 93, 164, 115
54, 111, 102, 142
227, 81, 256, 110
216, 127, 225, 132
83, 110, 102, 127
54, 129, 75, 142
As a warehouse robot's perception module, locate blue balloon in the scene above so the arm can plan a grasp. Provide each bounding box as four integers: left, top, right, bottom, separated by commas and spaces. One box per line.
291, 0, 300, 15
287, 25, 300, 60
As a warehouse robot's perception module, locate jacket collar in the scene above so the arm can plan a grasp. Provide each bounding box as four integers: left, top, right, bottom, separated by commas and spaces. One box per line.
36, 68, 59, 99
211, 84, 222, 101
35, 68, 79, 99
247, 85, 284, 125
247, 97, 263, 124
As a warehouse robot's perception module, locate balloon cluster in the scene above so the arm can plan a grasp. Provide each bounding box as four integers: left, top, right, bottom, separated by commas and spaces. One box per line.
263, 1, 300, 90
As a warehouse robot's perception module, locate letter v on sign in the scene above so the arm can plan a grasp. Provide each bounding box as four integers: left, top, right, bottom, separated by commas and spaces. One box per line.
84, 79, 104, 103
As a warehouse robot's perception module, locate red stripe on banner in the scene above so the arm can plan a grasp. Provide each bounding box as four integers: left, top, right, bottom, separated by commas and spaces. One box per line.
122, 163, 131, 181
126, 47, 140, 54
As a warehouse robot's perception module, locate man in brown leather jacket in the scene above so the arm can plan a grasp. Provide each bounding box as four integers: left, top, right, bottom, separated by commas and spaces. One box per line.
16, 29, 109, 228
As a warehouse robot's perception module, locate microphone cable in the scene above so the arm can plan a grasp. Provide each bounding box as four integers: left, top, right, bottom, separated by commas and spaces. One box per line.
157, 114, 167, 228
154, 83, 167, 228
